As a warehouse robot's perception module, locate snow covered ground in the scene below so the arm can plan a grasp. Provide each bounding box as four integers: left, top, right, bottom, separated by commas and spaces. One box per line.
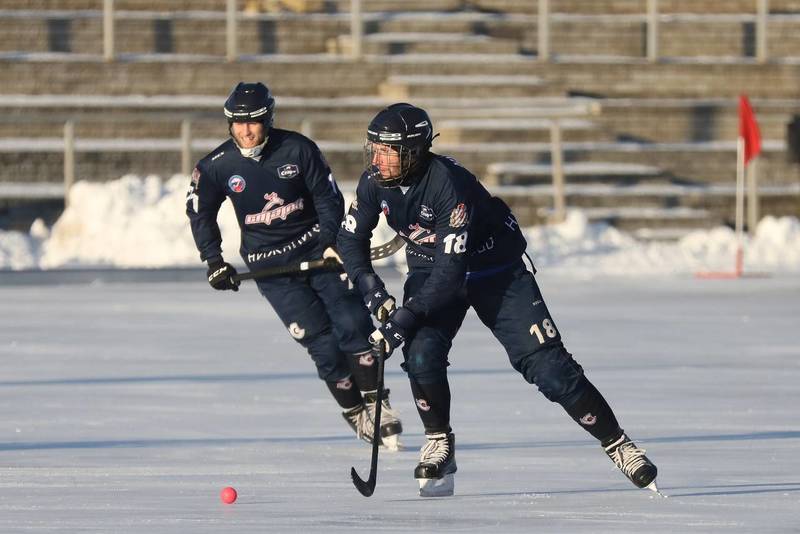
1, 173, 799, 275
0, 271, 798, 532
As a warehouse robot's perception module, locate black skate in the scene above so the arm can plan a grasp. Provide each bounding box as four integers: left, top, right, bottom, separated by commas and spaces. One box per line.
604, 433, 661, 494
364, 388, 403, 451
342, 403, 375, 445
414, 432, 457, 497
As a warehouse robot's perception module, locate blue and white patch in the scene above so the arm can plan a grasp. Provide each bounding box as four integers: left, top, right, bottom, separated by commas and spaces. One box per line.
380, 200, 390, 217
228, 175, 246, 193
277, 164, 299, 179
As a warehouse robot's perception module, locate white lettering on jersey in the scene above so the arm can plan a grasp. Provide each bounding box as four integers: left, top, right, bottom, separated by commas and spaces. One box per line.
245, 193, 304, 226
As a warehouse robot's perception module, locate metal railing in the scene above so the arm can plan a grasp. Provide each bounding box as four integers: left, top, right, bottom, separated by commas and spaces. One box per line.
4, 0, 776, 62
3, 101, 598, 224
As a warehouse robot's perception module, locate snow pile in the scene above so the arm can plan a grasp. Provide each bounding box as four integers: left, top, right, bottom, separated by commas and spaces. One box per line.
0, 174, 798, 276
526, 211, 800, 276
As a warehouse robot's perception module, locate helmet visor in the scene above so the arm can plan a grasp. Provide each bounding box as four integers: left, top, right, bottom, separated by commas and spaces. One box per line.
364, 140, 414, 188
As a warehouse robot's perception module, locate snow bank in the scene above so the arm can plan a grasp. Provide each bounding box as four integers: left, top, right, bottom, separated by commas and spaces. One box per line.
1, 174, 798, 276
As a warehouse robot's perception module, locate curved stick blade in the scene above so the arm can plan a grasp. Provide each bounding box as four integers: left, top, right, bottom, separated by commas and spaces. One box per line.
351, 467, 375, 497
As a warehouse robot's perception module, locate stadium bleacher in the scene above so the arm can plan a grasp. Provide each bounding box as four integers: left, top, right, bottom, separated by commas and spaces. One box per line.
1, 0, 799, 236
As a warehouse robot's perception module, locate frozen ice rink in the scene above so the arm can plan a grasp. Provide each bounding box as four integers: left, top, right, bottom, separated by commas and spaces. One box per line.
1, 270, 798, 532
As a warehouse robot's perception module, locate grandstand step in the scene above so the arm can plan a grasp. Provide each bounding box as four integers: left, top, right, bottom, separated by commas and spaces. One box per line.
488, 182, 800, 212
632, 227, 705, 241
485, 161, 664, 185
328, 32, 521, 55
0, 181, 64, 199
539, 206, 715, 232
379, 74, 551, 99
437, 118, 602, 143
6, 0, 796, 13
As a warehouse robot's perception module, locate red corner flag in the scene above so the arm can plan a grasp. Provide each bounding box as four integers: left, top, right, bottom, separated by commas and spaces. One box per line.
739, 95, 761, 164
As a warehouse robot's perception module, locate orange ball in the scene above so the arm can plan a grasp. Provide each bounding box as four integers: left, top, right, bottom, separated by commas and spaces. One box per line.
220, 486, 237, 504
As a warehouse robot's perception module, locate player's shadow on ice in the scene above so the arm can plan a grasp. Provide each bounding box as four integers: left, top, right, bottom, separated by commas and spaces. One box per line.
0, 435, 358, 452
665, 482, 800, 497
425, 482, 800, 501
457, 430, 800, 452
0, 368, 513, 387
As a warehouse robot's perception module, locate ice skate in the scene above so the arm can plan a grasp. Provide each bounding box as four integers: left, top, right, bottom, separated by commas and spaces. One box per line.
364, 388, 403, 451
415, 432, 457, 497
604, 433, 661, 494
342, 403, 375, 445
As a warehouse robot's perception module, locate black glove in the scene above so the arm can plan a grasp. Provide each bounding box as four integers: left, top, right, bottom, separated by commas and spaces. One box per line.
369, 307, 416, 357
358, 274, 396, 322
206, 259, 240, 292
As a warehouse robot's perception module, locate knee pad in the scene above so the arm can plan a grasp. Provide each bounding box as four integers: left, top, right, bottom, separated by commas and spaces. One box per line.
295, 325, 350, 382
516, 345, 585, 403
401, 351, 449, 384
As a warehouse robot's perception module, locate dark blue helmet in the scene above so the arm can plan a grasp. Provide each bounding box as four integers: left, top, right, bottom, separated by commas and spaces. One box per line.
223, 82, 275, 127
365, 103, 434, 188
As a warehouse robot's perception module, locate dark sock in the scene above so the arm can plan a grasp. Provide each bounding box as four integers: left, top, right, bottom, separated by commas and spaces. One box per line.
409, 378, 451, 434
326, 376, 363, 409
347, 349, 378, 392
563, 378, 622, 442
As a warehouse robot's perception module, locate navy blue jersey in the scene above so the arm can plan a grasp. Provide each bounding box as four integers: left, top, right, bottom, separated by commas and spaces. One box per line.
337, 153, 527, 318
186, 128, 343, 265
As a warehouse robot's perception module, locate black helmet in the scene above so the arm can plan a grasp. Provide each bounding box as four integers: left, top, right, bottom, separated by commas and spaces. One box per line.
365, 103, 434, 188
223, 82, 275, 127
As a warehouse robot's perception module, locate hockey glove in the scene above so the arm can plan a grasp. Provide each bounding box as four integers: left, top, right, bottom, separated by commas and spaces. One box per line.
369, 307, 416, 357
207, 259, 240, 292
358, 274, 396, 322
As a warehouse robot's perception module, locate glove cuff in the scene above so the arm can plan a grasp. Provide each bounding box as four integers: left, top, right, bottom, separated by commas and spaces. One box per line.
390, 307, 417, 330
356, 273, 385, 296
206, 256, 224, 268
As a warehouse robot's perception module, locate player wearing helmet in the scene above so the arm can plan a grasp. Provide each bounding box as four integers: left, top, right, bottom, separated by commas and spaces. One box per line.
338, 103, 658, 497
186, 83, 403, 450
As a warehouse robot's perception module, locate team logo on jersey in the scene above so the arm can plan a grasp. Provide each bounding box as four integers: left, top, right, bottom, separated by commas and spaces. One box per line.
449, 203, 467, 228
579, 413, 597, 426
415, 398, 431, 411
380, 200, 390, 216
245, 192, 304, 226
419, 205, 435, 222
277, 164, 299, 179
342, 214, 357, 233
403, 223, 436, 246
228, 175, 246, 193
288, 322, 305, 339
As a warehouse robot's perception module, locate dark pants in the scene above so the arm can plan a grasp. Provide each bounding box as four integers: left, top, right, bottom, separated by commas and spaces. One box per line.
401, 261, 593, 433
256, 269, 374, 383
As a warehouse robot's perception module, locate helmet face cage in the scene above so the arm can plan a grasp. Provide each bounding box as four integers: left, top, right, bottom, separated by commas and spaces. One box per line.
364, 139, 421, 188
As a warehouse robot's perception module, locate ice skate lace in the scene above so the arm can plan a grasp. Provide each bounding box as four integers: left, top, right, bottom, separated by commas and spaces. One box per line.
608, 440, 648, 477
419, 433, 450, 465
347, 406, 374, 440
365, 391, 400, 427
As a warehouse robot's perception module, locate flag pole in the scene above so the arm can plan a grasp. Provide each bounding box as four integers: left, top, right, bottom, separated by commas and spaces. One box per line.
735, 136, 745, 277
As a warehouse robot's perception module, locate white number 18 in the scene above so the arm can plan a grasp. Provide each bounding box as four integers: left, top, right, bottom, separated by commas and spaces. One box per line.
530, 318, 558, 344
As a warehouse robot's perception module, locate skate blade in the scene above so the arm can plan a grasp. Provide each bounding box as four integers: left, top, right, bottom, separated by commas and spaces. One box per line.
418, 474, 454, 497
380, 434, 402, 451
647, 480, 667, 498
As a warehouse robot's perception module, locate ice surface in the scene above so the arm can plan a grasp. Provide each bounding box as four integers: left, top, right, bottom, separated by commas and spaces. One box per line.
0, 271, 798, 532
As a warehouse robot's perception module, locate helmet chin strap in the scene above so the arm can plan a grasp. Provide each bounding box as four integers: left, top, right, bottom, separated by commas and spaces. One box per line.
235, 136, 268, 159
